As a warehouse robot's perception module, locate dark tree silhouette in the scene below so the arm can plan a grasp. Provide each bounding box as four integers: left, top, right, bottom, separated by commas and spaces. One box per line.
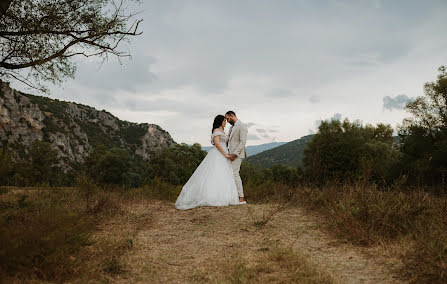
0, 0, 142, 91
399, 66, 447, 186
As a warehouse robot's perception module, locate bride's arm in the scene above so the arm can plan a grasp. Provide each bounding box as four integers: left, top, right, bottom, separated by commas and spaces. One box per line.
213, 135, 230, 158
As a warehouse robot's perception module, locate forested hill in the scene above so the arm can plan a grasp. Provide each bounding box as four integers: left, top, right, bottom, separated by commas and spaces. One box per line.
246, 134, 314, 168
0, 81, 175, 171
247, 134, 401, 169
203, 141, 287, 156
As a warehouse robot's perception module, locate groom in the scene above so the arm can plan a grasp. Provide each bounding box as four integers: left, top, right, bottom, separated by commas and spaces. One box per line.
225, 111, 248, 204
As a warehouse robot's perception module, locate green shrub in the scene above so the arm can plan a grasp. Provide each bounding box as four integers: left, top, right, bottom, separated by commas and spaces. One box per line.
0, 189, 94, 280
303, 119, 400, 185
29, 140, 58, 184
147, 143, 206, 185
84, 146, 143, 187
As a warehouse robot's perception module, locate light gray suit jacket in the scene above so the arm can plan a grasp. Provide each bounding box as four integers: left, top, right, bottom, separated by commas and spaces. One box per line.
228, 120, 248, 159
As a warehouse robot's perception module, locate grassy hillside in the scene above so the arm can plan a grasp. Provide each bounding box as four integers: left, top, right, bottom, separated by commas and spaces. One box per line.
246, 135, 314, 168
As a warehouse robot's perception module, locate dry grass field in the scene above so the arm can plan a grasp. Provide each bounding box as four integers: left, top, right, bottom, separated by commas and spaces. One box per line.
99, 199, 403, 283
0, 186, 406, 283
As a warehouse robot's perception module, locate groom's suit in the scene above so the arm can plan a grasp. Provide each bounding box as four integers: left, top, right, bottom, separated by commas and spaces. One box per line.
228, 120, 248, 198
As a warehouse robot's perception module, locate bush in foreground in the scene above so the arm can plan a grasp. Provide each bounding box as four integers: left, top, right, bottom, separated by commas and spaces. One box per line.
246, 182, 447, 283
0, 184, 119, 282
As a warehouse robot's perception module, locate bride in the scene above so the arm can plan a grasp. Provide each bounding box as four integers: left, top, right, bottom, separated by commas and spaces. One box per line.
175, 115, 240, 210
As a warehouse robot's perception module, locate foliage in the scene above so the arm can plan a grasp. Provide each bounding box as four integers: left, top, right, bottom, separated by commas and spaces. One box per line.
0, 147, 14, 185
0, 0, 142, 92
0, 142, 78, 187
0, 184, 122, 282
76, 120, 116, 149
0, 189, 94, 280
120, 123, 147, 146
303, 119, 400, 185
84, 146, 144, 187
147, 143, 207, 185
29, 140, 58, 184
398, 66, 447, 187
24, 93, 68, 117
241, 161, 303, 186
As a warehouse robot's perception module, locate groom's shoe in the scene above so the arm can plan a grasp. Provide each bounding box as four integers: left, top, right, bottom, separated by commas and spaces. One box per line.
238, 197, 247, 205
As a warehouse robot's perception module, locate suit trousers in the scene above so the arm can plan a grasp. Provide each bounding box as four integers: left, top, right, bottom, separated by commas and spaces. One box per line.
231, 157, 244, 197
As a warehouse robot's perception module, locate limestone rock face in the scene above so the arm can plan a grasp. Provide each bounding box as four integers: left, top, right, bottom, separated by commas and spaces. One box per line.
136, 125, 173, 160
0, 81, 175, 171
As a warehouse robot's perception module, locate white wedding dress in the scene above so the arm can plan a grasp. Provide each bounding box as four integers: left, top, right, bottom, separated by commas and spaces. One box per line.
175, 131, 239, 210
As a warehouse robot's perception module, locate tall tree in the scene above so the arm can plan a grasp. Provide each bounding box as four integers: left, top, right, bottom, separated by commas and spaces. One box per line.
29, 140, 57, 184
0, 0, 142, 91
303, 119, 398, 185
399, 66, 447, 186
401, 66, 447, 136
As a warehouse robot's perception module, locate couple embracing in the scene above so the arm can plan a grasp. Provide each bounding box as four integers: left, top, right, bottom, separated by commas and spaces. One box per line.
175, 111, 248, 210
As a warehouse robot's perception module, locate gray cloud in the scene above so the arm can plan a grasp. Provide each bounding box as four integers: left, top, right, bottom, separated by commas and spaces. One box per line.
256, 128, 267, 133
309, 95, 319, 104
247, 134, 261, 140
122, 97, 206, 114
50, 0, 447, 103
74, 56, 157, 92
24, 0, 446, 147
383, 94, 412, 111
267, 88, 294, 98
313, 113, 342, 131
331, 113, 343, 121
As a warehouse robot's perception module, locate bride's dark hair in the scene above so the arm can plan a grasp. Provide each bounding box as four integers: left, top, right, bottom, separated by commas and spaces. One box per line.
212, 115, 225, 133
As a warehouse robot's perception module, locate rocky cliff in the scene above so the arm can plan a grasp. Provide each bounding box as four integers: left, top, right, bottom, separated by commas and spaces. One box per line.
0, 81, 175, 170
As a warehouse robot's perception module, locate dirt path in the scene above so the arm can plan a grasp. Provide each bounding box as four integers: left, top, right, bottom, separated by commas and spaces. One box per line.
94, 200, 403, 283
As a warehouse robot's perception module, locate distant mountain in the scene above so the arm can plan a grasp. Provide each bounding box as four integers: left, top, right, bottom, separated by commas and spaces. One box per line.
202, 141, 287, 157
246, 135, 315, 168
0, 81, 175, 171
247, 134, 402, 169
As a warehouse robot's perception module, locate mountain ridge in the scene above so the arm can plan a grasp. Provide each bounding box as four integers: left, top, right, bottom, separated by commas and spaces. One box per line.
202, 141, 287, 157
0, 81, 175, 171
246, 134, 315, 168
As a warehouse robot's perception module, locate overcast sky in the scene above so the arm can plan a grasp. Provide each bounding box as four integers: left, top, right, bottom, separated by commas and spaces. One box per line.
13, 0, 447, 146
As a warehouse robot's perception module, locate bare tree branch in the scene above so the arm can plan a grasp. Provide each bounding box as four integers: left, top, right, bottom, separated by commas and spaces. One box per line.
0, 0, 13, 16
0, 0, 143, 92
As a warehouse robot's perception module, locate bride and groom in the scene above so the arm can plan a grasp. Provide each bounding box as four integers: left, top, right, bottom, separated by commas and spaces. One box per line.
175, 111, 248, 210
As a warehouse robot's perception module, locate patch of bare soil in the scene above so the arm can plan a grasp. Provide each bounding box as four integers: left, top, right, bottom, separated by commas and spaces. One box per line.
87, 200, 403, 283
